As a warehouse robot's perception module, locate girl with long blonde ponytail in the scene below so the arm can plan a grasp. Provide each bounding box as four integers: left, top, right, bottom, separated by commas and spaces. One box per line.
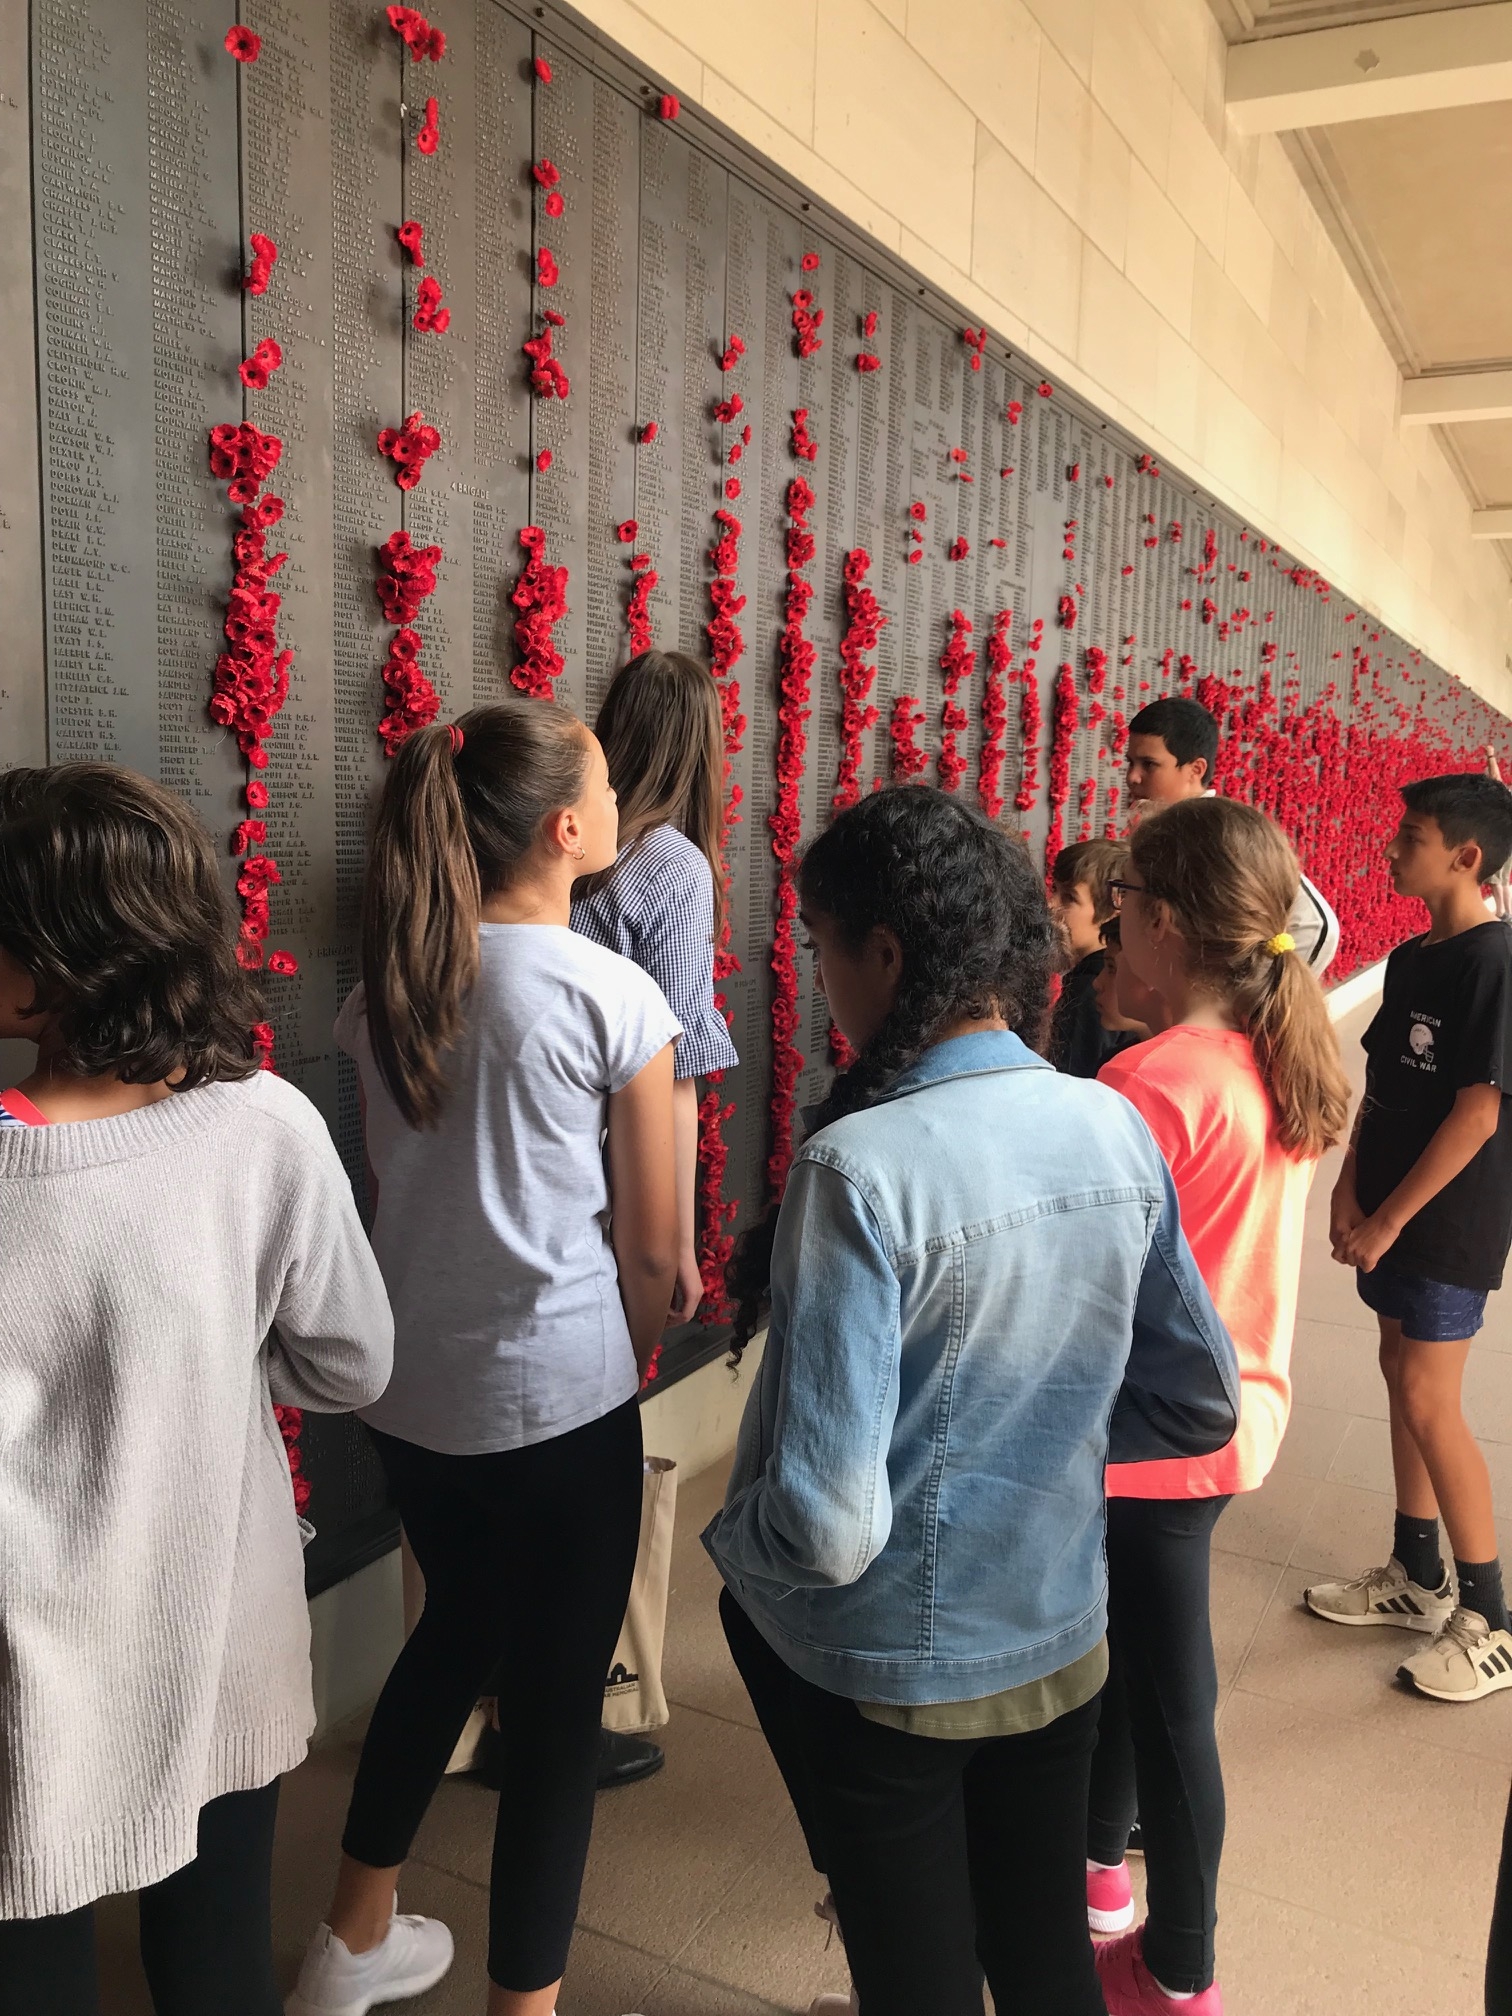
1084, 794, 1350, 2016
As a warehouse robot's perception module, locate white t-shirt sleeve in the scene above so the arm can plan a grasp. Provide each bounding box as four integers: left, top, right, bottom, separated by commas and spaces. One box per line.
602, 958, 683, 1094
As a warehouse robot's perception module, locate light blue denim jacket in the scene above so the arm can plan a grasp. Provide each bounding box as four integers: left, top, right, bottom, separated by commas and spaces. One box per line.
703, 1031, 1240, 1705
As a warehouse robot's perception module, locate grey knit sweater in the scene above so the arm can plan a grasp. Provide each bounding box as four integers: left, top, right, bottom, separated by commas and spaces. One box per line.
0, 1072, 394, 1918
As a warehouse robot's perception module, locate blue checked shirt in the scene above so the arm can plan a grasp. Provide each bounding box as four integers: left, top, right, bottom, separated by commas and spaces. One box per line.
571, 823, 740, 1080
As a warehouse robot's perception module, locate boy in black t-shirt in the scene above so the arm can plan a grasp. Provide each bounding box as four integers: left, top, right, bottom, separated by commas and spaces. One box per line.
1307, 773, 1512, 1703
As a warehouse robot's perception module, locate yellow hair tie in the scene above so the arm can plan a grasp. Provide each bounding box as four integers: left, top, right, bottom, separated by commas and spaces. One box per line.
1265, 932, 1296, 957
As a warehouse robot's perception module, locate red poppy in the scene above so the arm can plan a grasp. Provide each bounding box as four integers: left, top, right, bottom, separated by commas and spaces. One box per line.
534, 55, 552, 83
537, 246, 559, 287
532, 158, 560, 187
909, 501, 926, 522
225, 24, 261, 61
948, 536, 969, 562
545, 191, 564, 217
801, 251, 820, 273
267, 949, 299, 975
617, 519, 639, 542
856, 352, 881, 373
863, 309, 878, 338
638, 421, 658, 444
397, 220, 426, 264
416, 96, 440, 153
535, 449, 552, 472
658, 92, 680, 119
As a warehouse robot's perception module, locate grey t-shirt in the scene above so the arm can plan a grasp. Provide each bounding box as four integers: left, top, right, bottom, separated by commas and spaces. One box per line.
335, 923, 680, 1456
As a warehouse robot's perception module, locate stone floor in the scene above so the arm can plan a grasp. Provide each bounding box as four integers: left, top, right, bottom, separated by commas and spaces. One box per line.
99, 1000, 1512, 2012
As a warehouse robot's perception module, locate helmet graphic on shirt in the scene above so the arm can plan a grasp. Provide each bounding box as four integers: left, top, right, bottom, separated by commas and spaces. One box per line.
1409, 1022, 1434, 1060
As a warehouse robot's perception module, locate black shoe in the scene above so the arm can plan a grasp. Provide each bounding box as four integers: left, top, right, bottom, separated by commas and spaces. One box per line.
1126, 1818, 1143, 1858
597, 1727, 664, 1790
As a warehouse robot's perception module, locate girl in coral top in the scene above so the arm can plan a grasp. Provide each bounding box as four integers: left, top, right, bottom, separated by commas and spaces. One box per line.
1086, 796, 1351, 2016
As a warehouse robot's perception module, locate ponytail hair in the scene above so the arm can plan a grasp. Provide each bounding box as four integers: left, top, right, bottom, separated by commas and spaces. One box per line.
726, 786, 1059, 1358
361, 698, 588, 1128
583, 649, 727, 942
1130, 797, 1351, 1159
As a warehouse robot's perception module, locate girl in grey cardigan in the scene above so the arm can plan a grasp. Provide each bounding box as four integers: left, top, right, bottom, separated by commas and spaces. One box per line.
0, 765, 393, 2016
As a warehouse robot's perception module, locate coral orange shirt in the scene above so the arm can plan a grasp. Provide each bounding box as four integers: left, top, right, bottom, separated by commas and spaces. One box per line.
1100, 1027, 1316, 1499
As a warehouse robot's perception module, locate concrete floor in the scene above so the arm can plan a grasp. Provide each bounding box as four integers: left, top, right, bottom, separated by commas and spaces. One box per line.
99, 1001, 1512, 2012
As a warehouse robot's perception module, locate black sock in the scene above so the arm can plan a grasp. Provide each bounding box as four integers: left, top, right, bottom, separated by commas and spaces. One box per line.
1393, 1511, 1445, 1592
1454, 1558, 1509, 1634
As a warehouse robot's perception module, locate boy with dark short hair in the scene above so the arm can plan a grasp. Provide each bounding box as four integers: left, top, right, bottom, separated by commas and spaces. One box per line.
1048, 840, 1137, 1078
1308, 772, 1512, 1701
1124, 696, 1340, 977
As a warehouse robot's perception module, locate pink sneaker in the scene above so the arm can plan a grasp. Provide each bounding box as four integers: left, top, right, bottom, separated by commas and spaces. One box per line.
1086, 1859, 1135, 1935
1095, 1928, 1223, 2014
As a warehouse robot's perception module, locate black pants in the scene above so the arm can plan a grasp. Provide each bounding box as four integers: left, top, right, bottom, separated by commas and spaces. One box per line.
721, 1588, 1106, 2016
342, 1400, 643, 1992
1488, 1776, 1512, 2012
1087, 1492, 1230, 1994
0, 1782, 281, 2016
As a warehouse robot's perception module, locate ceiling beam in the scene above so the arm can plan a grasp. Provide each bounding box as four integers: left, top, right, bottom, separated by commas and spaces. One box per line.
1227, 4, 1512, 133
1401, 369, 1512, 425
1472, 509, 1512, 539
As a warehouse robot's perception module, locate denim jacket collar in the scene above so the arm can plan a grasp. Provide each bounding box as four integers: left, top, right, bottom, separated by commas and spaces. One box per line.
874, 1027, 1051, 1105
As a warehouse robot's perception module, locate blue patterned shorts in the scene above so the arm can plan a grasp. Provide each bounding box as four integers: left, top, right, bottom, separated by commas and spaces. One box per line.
1357, 1262, 1488, 1342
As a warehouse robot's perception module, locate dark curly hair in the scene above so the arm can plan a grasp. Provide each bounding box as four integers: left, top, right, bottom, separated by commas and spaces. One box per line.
0, 764, 261, 1086
726, 785, 1059, 1356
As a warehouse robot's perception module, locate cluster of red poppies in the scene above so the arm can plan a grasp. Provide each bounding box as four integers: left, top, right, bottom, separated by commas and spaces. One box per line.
509, 526, 568, 699
791, 286, 825, 358
387, 4, 444, 59
375, 528, 441, 625
889, 695, 929, 783
244, 232, 277, 295
833, 548, 885, 813
626, 550, 658, 656
1044, 663, 1079, 867
378, 628, 442, 757
208, 422, 282, 505
977, 611, 1012, 822
413, 274, 450, 333
377, 410, 441, 491
210, 496, 292, 782
937, 609, 975, 795
766, 473, 820, 1203
238, 337, 283, 391
523, 310, 570, 400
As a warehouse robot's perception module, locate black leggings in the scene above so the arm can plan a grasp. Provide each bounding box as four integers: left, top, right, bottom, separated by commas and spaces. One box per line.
1087, 1492, 1230, 1994
721, 1588, 1106, 2016
342, 1400, 643, 1992
0, 1782, 281, 2016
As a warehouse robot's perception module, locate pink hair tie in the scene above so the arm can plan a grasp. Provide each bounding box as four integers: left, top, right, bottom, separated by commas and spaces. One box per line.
447, 723, 464, 755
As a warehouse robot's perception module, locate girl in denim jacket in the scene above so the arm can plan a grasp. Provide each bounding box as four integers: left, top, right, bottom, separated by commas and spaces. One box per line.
703, 787, 1240, 2016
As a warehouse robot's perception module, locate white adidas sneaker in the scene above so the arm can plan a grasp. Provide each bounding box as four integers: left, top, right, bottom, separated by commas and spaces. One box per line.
285, 1910, 454, 2015
1303, 1557, 1454, 1632
1399, 1607, 1512, 1703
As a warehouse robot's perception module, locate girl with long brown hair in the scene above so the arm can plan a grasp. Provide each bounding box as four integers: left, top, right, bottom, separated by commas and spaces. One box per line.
573, 648, 740, 1324
1085, 795, 1351, 2016
290, 699, 679, 2016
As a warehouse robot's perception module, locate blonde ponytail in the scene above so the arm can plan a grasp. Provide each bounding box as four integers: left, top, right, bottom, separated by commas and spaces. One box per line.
360, 698, 588, 1128
1131, 798, 1351, 1159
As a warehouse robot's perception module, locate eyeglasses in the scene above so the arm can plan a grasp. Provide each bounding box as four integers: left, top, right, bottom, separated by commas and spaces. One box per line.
1105, 879, 1149, 911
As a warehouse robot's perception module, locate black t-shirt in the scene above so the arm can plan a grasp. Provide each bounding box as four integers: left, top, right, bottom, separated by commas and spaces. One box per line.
1049, 952, 1142, 1081
1356, 922, 1512, 1290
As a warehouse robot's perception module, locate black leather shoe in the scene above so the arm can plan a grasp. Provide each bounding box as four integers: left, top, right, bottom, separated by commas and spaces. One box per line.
596, 1727, 664, 1789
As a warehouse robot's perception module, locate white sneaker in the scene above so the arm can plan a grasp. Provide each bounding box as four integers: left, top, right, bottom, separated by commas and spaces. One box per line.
1303, 1556, 1453, 1632
1399, 1607, 1512, 1702
285, 1911, 455, 2015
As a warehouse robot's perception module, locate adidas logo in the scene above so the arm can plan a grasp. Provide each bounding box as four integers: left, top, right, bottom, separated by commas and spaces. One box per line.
1377, 1594, 1427, 1616
1480, 1645, 1512, 1679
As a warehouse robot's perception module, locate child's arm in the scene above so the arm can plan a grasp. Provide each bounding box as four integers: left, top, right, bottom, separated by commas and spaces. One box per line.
1335, 1083, 1502, 1272
607, 1041, 680, 1374
1328, 1101, 1366, 1253
267, 1122, 394, 1411
669, 1075, 702, 1320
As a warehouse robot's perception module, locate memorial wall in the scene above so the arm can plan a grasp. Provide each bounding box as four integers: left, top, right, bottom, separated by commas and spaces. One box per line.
5, 0, 1510, 1590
